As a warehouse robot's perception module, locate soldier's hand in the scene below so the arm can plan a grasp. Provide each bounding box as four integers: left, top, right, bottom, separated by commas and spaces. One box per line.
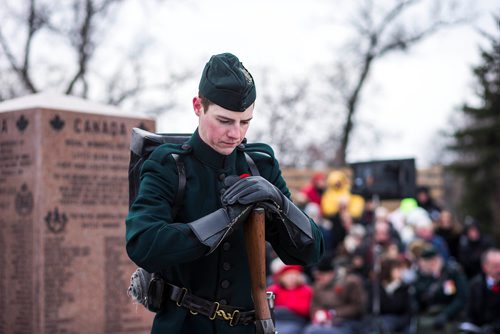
222, 176, 284, 208
222, 175, 313, 248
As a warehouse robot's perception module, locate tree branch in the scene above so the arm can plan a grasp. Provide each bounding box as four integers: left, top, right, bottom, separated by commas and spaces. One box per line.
66, 0, 95, 95
331, 0, 470, 165
0, 0, 43, 93
375, 0, 421, 37
20, 0, 39, 92
377, 19, 466, 56
0, 29, 20, 73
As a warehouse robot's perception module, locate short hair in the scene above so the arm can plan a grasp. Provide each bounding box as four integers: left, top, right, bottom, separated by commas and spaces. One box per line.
198, 94, 214, 112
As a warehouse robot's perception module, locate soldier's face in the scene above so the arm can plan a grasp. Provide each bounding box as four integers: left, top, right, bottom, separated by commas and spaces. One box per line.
193, 97, 254, 155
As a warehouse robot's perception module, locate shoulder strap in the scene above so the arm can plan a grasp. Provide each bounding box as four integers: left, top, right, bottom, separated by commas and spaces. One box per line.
170, 151, 259, 219
170, 149, 261, 220
171, 153, 186, 219
244, 152, 260, 176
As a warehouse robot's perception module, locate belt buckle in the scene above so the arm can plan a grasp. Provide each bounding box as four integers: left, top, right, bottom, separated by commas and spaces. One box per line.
209, 302, 220, 320
229, 310, 240, 326
209, 302, 240, 326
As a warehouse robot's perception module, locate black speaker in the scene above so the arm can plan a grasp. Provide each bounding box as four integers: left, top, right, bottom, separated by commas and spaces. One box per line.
349, 158, 416, 199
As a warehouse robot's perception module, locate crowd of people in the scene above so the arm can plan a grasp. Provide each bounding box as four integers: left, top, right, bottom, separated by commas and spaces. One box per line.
265, 170, 500, 334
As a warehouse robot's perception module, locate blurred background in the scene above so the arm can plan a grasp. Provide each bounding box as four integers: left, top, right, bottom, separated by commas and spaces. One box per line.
1, 1, 499, 333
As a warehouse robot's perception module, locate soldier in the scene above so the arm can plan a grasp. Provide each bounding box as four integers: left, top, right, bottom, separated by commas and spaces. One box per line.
125, 52, 324, 334
414, 245, 467, 334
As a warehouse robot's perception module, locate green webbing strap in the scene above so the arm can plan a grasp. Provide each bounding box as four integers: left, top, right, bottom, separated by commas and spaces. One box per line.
171, 152, 260, 218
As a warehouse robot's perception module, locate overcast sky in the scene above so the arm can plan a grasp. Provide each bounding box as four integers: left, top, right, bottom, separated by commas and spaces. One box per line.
111, 0, 497, 168
4, 0, 497, 167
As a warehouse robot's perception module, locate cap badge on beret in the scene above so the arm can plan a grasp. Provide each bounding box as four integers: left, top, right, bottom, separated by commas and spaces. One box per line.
240, 66, 253, 85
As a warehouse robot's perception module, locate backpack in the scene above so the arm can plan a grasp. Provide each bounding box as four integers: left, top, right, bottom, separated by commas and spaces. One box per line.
128, 127, 260, 212
128, 127, 191, 217
126, 127, 260, 312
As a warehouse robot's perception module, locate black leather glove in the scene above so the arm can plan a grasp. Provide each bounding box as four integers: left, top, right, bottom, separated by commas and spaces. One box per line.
433, 313, 447, 330
223, 176, 281, 239
187, 203, 254, 255
222, 176, 313, 248
222, 176, 285, 208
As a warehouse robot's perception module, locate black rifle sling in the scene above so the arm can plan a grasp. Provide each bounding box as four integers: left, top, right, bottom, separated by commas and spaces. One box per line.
171, 151, 259, 218
171, 153, 185, 219
244, 152, 260, 176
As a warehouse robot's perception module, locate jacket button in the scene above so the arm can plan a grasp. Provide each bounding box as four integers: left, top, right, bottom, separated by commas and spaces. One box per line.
223, 262, 231, 271
220, 299, 227, 305
219, 188, 226, 195
223, 242, 231, 251
221, 280, 230, 289
218, 173, 225, 181
181, 144, 191, 151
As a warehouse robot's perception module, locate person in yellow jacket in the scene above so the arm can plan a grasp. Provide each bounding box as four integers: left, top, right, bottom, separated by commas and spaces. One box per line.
321, 170, 365, 219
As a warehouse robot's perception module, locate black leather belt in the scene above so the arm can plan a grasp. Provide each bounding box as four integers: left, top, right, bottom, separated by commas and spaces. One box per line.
166, 283, 255, 326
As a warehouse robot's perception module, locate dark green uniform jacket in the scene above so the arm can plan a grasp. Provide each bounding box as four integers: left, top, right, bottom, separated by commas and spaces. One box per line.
126, 129, 324, 334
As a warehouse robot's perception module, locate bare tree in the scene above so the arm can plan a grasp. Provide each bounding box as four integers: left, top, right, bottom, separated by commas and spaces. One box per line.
0, 0, 191, 113
329, 0, 470, 166
0, 0, 124, 97
252, 72, 305, 167
102, 53, 193, 116
252, 69, 339, 168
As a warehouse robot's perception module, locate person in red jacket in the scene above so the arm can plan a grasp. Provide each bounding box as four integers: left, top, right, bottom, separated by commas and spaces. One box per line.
268, 259, 313, 334
300, 172, 327, 208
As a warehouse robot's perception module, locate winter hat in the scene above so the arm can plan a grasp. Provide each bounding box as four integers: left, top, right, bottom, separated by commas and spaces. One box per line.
316, 256, 334, 272
407, 207, 432, 228
420, 245, 439, 259
270, 258, 302, 277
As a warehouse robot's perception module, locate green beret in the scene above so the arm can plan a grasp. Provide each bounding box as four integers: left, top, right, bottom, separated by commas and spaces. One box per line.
199, 53, 256, 112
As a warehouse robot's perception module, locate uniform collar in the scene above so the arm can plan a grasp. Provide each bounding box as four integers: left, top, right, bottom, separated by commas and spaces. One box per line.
188, 128, 237, 170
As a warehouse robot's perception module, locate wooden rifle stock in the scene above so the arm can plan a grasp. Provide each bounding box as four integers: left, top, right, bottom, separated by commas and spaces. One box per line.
244, 207, 272, 321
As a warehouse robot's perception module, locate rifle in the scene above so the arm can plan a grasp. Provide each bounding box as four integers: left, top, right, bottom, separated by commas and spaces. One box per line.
244, 207, 277, 334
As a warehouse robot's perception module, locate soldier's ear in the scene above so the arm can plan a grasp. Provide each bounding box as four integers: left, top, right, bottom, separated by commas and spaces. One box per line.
193, 97, 203, 116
